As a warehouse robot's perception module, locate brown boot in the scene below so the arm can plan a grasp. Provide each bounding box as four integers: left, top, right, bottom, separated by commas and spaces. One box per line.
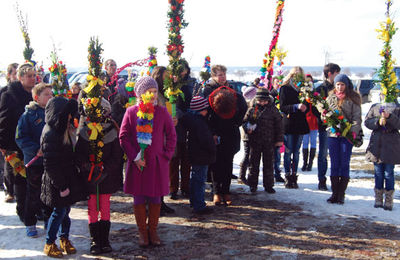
59, 237, 76, 255
213, 194, 222, 206
134, 204, 149, 247
148, 203, 161, 246
44, 242, 63, 258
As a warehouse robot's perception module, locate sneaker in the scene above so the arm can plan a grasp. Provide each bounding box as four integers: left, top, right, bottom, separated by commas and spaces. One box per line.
60, 237, 76, 254
231, 174, 238, 180
26, 225, 38, 238
170, 192, 178, 200
264, 187, 276, 194
4, 194, 15, 203
193, 206, 213, 215
43, 243, 63, 258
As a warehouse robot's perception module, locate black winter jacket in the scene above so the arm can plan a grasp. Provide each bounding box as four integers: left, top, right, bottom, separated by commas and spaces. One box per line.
40, 97, 87, 208
243, 98, 284, 148
279, 84, 310, 135
181, 111, 216, 165
175, 83, 193, 143
0, 81, 33, 152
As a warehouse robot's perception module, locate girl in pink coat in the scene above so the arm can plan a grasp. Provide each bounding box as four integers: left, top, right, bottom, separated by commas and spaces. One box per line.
119, 77, 176, 247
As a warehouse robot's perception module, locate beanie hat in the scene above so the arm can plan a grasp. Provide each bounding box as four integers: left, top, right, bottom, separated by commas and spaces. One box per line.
190, 95, 209, 112
134, 76, 158, 98
334, 74, 353, 90
255, 87, 270, 100
242, 85, 257, 101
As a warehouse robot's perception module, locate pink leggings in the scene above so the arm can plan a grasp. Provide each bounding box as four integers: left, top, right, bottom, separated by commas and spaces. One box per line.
133, 195, 161, 205
88, 194, 111, 224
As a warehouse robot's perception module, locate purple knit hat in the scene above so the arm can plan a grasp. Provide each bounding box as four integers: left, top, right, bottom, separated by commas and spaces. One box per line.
190, 96, 209, 112
134, 76, 158, 98
242, 85, 257, 101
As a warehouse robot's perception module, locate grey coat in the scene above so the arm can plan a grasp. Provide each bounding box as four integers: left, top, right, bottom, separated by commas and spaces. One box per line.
326, 94, 362, 139
365, 103, 400, 164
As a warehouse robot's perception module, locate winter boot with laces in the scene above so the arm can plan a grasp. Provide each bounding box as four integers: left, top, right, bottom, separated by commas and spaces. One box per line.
44, 243, 63, 258
59, 237, 76, 255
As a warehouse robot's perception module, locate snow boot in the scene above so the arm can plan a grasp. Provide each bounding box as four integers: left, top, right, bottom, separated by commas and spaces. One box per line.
292, 173, 299, 189
301, 149, 308, 171
134, 204, 149, 247
374, 188, 384, 208
89, 222, 101, 255
337, 177, 349, 204
99, 220, 112, 253
285, 173, 293, 189
59, 237, 76, 255
148, 203, 161, 246
306, 148, 316, 171
327, 176, 340, 203
384, 189, 394, 211
318, 179, 328, 191
44, 243, 63, 258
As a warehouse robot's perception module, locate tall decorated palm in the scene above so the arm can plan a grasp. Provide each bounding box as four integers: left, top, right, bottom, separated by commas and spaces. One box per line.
164, 0, 188, 117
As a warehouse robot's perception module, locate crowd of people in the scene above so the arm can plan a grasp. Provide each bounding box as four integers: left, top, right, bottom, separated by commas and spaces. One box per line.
0, 60, 399, 258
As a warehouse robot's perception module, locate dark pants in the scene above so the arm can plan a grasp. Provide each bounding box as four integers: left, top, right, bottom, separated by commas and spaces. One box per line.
274, 146, 281, 177
239, 140, 250, 180
24, 165, 44, 226
169, 142, 191, 194
318, 129, 329, 181
190, 165, 208, 211
283, 134, 303, 174
4, 160, 15, 196
248, 144, 274, 189
0, 155, 4, 190
211, 145, 234, 195
328, 137, 353, 177
46, 206, 71, 244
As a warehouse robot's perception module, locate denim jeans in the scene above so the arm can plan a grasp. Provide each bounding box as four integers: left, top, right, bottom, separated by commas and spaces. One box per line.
283, 134, 303, 174
46, 206, 71, 244
317, 129, 328, 181
190, 165, 208, 212
328, 137, 353, 177
302, 130, 318, 149
374, 163, 395, 191
274, 146, 282, 176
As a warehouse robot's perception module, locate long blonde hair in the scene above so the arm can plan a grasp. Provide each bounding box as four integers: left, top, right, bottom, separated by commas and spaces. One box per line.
281, 66, 304, 86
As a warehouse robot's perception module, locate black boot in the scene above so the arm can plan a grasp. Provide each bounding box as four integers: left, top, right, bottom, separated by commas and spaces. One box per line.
292, 173, 299, 189
327, 176, 340, 203
337, 177, 349, 204
301, 149, 308, 172
89, 222, 101, 255
306, 148, 316, 171
160, 196, 175, 216
318, 178, 328, 191
99, 220, 112, 253
284, 173, 292, 189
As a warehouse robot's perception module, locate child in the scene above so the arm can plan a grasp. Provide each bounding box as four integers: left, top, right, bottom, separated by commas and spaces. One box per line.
365, 102, 400, 210
243, 88, 283, 193
40, 97, 86, 257
119, 77, 176, 247
76, 98, 122, 255
181, 96, 216, 214
326, 74, 362, 204
16, 83, 53, 237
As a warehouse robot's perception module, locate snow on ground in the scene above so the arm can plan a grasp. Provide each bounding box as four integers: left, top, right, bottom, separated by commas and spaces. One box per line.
0, 92, 399, 259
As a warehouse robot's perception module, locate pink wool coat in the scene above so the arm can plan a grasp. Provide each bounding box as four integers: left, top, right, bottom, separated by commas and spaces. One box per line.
119, 105, 176, 197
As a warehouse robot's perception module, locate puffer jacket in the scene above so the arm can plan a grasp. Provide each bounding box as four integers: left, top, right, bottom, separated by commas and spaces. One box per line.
365, 103, 400, 164
326, 93, 362, 139
40, 97, 88, 208
242, 97, 283, 148
15, 101, 46, 166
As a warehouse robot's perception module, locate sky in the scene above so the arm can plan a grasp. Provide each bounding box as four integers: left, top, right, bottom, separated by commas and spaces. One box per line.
0, 0, 399, 70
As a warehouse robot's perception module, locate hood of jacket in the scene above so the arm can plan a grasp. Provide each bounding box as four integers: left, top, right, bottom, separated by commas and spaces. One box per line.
45, 97, 78, 133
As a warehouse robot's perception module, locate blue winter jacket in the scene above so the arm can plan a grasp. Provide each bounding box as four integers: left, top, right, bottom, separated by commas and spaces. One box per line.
16, 101, 46, 166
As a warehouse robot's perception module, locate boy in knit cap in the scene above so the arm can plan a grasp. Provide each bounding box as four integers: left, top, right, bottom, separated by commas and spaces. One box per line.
243, 88, 284, 194
181, 96, 216, 214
